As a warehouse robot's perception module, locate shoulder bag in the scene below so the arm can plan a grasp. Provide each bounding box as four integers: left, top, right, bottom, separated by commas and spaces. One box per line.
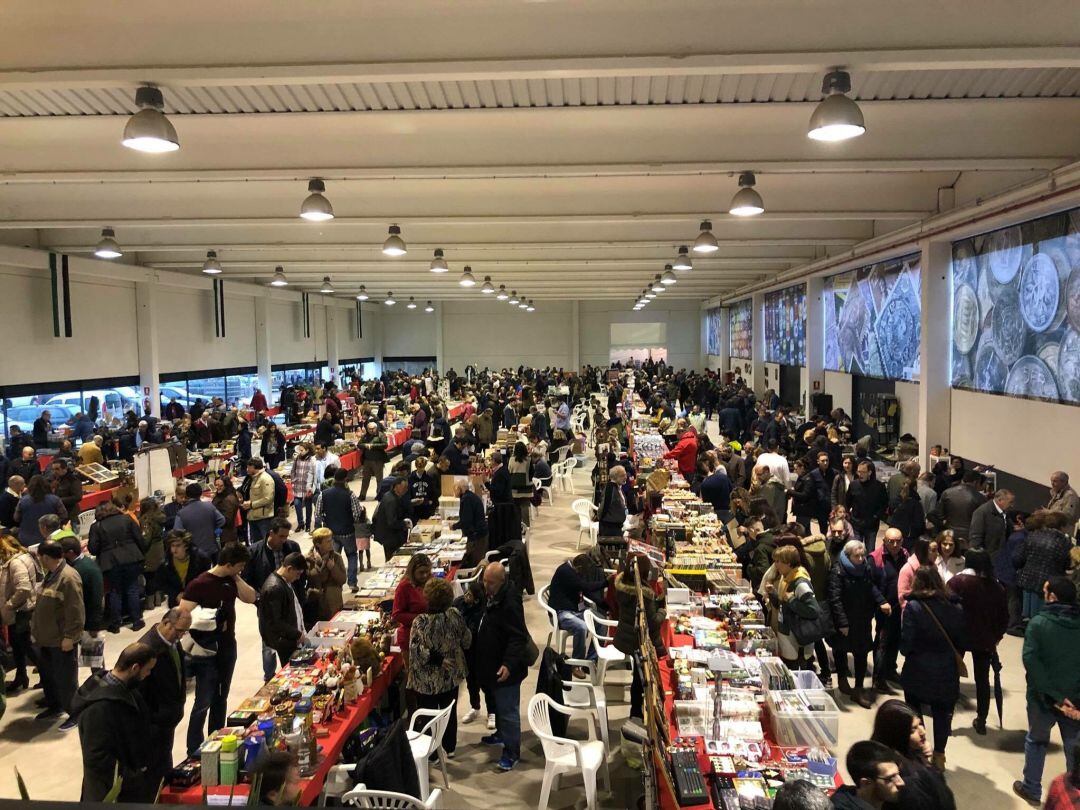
923, 601, 968, 678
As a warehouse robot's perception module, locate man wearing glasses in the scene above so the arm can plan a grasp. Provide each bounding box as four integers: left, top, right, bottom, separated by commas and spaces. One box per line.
831, 741, 905, 809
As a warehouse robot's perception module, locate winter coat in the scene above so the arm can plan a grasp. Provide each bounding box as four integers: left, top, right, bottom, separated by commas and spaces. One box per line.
846, 477, 888, 537
831, 473, 852, 511
662, 431, 698, 477
892, 757, 958, 810
1, 551, 39, 619
242, 537, 302, 590
246, 470, 275, 521
174, 500, 226, 560
968, 499, 1010, 559
349, 718, 421, 799
391, 580, 428, 651
372, 490, 409, 557
869, 545, 910, 607
928, 484, 986, 541
14, 493, 67, 546
87, 509, 146, 572
948, 573, 1008, 653
900, 595, 967, 704
801, 534, 832, 601
1022, 602, 1080, 710
304, 549, 347, 622
72, 674, 154, 802
52, 472, 84, 518
475, 582, 531, 689
613, 573, 664, 655
746, 531, 778, 592
137, 626, 187, 766
408, 608, 471, 695
70, 555, 105, 633
258, 572, 304, 654
994, 529, 1025, 586
32, 559, 84, 647
888, 493, 926, 545
1015, 528, 1073, 593
789, 472, 819, 519
828, 555, 886, 652
211, 492, 240, 546
157, 547, 212, 607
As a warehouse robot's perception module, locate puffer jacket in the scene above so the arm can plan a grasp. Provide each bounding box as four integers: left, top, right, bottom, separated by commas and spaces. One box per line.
827, 555, 885, 652
2, 551, 39, 618
246, 470, 275, 521
87, 505, 146, 573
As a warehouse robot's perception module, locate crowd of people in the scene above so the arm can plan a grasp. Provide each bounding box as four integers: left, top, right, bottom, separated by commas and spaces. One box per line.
0, 360, 1077, 807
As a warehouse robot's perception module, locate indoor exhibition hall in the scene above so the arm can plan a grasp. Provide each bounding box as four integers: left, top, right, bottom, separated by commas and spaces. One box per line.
0, 3, 1078, 810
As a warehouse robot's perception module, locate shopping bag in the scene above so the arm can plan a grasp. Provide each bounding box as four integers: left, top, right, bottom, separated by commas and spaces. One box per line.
78, 634, 105, 670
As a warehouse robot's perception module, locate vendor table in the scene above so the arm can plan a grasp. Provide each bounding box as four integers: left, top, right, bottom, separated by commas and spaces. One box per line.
76, 486, 117, 512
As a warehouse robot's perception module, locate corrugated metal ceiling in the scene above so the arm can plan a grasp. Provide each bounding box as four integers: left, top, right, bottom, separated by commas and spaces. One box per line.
0, 67, 1077, 116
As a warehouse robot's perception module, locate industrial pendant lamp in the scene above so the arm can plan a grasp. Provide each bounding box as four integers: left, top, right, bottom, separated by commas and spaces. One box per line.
355, 285, 369, 301
508, 291, 519, 305
518, 297, 529, 309
424, 301, 435, 313
459, 266, 476, 287
729, 172, 765, 217
122, 86, 180, 153
672, 246, 692, 272
299, 179, 334, 221
481, 276, 495, 294
201, 250, 222, 274
406, 297, 417, 309
94, 227, 123, 259
496, 285, 509, 300
429, 248, 448, 272
644, 288, 656, 300
661, 265, 677, 285
526, 300, 535, 312
319, 276, 335, 293
651, 275, 666, 293
808, 70, 865, 142
382, 225, 407, 256
270, 266, 289, 287
385, 291, 396, 305
693, 220, 719, 253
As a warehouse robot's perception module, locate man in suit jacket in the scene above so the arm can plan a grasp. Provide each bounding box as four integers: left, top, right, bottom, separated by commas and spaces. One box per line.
929, 470, 987, 542
138, 608, 192, 786
969, 489, 1014, 560
257, 553, 309, 668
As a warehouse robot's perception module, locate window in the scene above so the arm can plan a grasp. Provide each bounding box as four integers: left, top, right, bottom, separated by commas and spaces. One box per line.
225, 373, 259, 407
0, 376, 140, 448
383, 357, 435, 377
160, 367, 258, 409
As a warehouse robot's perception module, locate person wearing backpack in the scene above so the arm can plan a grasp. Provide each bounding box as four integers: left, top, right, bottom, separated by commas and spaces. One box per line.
765, 544, 825, 671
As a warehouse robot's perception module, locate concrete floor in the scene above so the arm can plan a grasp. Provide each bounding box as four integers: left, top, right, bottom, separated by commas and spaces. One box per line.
0, 435, 1066, 808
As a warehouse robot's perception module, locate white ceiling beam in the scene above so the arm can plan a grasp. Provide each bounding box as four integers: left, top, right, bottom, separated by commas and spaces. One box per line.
0, 158, 1063, 185
147, 258, 796, 271
1, 211, 926, 230
1, 48, 1076, 90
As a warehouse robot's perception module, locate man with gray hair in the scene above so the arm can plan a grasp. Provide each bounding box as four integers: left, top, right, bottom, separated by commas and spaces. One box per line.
1047, 471, 1079, 525
970, 488, 1015, 559
138, 607, 193, 786
596, 464, 628, 541
452, 478, 488, 567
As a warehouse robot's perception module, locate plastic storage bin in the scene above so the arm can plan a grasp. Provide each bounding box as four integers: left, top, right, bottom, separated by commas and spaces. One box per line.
766, 689, 840, 748
791, 670, 825, 691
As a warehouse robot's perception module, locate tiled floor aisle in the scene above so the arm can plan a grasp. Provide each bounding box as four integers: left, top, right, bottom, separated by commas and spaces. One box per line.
0, 432, 1063, 808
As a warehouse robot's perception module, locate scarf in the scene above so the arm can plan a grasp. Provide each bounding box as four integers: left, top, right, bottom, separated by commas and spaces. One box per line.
778, 565, 811, 603
839, 549, 865, 576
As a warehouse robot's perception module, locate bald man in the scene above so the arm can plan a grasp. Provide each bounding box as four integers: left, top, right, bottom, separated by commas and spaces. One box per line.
476, 562, 531, 771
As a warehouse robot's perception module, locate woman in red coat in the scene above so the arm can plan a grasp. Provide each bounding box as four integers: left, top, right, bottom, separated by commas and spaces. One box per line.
663, 424, 699, 478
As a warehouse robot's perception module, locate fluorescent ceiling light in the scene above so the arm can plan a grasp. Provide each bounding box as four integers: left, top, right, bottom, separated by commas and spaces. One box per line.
496, 285, 508, 300
651, 275, 665, 293
526, 300, 535, 312
406, 297, 417, 309
481, 276, 495, 294
385, 291, 396, 305
122, 86, 180, 153
661, 266, 677, 285
424, 301, 435, 313
508, 291, 519, 305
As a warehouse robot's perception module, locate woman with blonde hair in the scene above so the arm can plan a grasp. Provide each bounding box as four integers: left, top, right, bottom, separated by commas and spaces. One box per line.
765, 544, 822, 670
0, 530, 40, 692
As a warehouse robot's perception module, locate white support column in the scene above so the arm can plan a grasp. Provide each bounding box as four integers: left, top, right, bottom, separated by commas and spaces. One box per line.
803, 277, 825, 418
435, 302, 445, 374
325, 303, 340, 383
135, 281, 160, 418
571, 300, 580, 372
719, 307, 731, 376
373, 307, 384, 376
918, 239, 951, 470
751, 292, 766, 395
699, 306, 708, 372
254, 295, 272, 399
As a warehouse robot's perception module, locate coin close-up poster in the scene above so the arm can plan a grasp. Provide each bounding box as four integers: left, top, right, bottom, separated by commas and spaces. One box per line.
705, 306, 723, 356
763, 283, 806, 366
824, 253, 922, 381
729, 299, 753, 359
951, 206, 1080, 405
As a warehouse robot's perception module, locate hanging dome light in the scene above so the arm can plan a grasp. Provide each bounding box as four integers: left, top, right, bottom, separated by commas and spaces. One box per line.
496, 285, 509, 300
201, 250, 222, 274
729, 171, 765, 217
518, 297, 529, 309
382, 225, 407, 256
429, 248, 448, 273
661, 265, 677, 285
424, 301, 435, 313
94, 227, 123, 259
672, 246, 692, 271
406, 297, 417, 309
385, 291, 396, 305
319, 276, 335, 293
459, 266, 476, 287
526, 300, 536, 312
808, 70, 865, 142
651, 275, 666, 293
508, 291, 520, 305
299, 179, 334, 222
644, 289, 656, 300
122, 86, 180, 153
481, 276, 495, 294
355, 285, 369, 301
693, 220, 719, 253
270, 266, 289, 287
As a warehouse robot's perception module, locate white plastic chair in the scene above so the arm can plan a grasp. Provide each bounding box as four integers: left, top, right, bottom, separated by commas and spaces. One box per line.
571, 499, 598, 550
341, 783, 443, 809
554, 444, 572, 464
76, 509, 96, 539
406, 701, 455, 800
583, 610, 632, 685
562, 657, 611, 756
538, 586, 570, 655
535, 475, 555, 506
527, 693, 608, 810
554, 459, 575, 495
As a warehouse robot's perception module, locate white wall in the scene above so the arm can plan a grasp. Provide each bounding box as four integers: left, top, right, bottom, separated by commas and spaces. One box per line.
823, 371, 853, 416
269, 298, 321, 365
763, 362, 781, 392
0, 263, 140, 385
382, 305, 440, 359
442, 300, 573, 371
580, 300, 701, 371
157, 285, 257, 373
705, 356, 724, 371
894, 381, 920, 439
337, 303, 381, 361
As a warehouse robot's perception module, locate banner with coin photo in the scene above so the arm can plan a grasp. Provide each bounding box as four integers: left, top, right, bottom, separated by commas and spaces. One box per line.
763, 283, 806, 366
705, 306, 724, 356
950, 206, 1080, 405
729, 299, 753, 360
823, 253, 922, 381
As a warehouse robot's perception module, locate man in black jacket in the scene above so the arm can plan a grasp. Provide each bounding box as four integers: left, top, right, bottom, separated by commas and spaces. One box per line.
242, 517, 301, 680
477, 562, 531, 771
968, 488, 1013, 559
138, 608, 192, 786
258, 553, 309, 669
440, 435, 471, 475
547, 555, 607, 663
8, 445, 39, 490
928, 470, 987, 542
845, 460, 888, 552
314, 468, 365, 588
73, 642, 158, 802
50, 459, 84, 518
453, 478, 488, 567
407, 456, 439, 520
372, 477, 411, 560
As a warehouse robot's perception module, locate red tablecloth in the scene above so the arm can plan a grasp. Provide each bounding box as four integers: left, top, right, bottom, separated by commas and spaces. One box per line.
657, 629, 713, 810
77, 486, 117, 513
159, 652, 404, 806
338, 449, 361, 471
173, 461, 207, 478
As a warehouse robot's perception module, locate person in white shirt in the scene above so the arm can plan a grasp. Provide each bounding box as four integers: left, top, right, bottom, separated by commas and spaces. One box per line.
756, 438, 792, 489
312, 442, 341, 489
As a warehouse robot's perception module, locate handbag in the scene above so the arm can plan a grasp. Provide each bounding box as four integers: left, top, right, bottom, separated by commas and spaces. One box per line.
923, 601, 968, 678
784, 591, 828, 647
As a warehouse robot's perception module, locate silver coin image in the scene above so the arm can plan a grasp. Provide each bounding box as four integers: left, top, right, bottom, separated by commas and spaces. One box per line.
875, 274, 921, 379
1020, 253, 1061, 333
837, 285, 870, 371
1067, 263, 1080, 333
1004, 355, 1060, 401
991, 288, 1026, 366
1058, 328, 1080, 403
974, 343, 1008, 392
953, 284, 979, 354
953, 241, 979, 290
1037, 342, 1060, 376
1044, 247, 1071, 333
952, 350, 972, 387
987, 226, 1024, 284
